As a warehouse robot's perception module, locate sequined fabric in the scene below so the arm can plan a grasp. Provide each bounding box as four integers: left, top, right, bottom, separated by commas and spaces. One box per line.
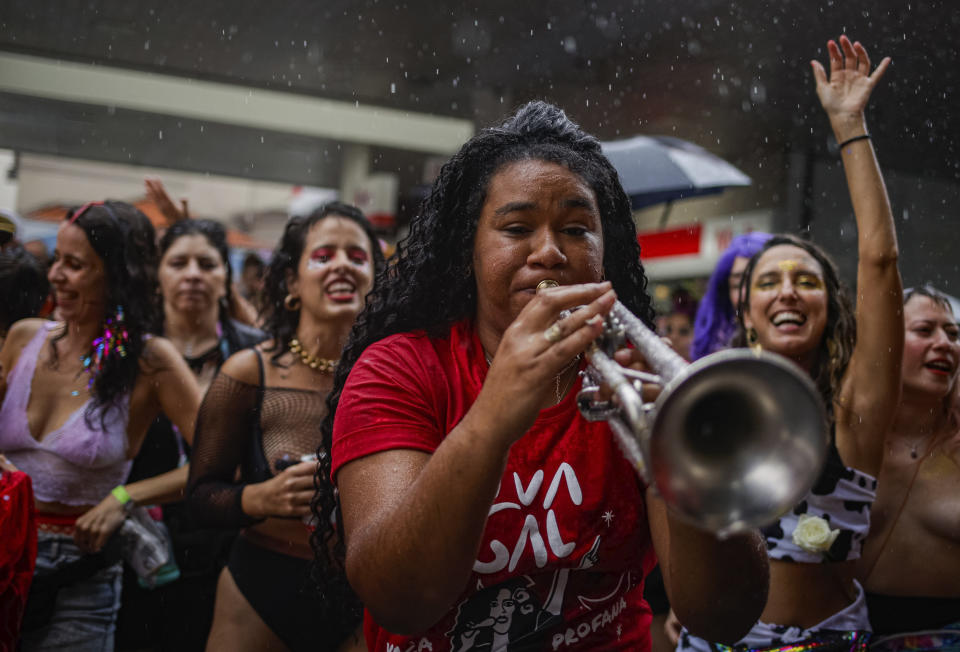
708, 630, 870, 651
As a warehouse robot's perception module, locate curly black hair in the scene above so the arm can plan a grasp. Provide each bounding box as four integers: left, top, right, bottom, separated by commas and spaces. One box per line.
254, 201, 383, 632
733, 234, 856, 417
309, 100, 653, 618
54, 201, 160, 428
260, 201, 386, 365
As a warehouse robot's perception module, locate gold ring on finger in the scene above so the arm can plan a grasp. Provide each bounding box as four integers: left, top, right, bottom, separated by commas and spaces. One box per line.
543, 323, 564, 344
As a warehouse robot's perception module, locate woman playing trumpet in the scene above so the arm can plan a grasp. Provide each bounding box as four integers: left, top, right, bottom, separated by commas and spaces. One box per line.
320, 101, 769, 651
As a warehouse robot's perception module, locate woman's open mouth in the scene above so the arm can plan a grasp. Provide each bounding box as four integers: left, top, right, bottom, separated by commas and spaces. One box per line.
771, 310, 806, 332
325, 279, 358, 302
924, 359, 955, 376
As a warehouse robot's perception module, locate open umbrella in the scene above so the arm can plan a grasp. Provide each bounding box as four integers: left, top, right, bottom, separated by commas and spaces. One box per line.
601, 136, 751, 227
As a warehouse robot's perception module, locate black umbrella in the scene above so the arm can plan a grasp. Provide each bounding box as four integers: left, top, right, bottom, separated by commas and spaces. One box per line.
601, 135, 751, 227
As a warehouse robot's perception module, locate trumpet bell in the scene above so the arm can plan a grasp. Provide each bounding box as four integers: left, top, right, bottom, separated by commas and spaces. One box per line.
649, 348, 828, 536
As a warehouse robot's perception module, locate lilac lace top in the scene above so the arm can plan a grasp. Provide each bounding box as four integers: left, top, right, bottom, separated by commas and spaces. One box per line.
0, 322, 131, 505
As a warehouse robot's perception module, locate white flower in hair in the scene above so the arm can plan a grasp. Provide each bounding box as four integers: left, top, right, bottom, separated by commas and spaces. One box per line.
792, 514, 840, 554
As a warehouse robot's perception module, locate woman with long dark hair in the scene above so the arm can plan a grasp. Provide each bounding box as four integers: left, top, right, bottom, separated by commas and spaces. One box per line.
676, 35, 902, 650
187, 202, 383, 652
321, 101, 769, 651
0, 201, 202, 650
116, 218, 265, 651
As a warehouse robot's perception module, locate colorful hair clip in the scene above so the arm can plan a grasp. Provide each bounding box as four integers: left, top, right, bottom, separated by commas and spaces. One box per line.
80, 305, 130, 387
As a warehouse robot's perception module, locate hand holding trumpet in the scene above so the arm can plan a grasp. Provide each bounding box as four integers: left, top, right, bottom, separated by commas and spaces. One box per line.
530, 279, 828, 536
475, 281, 614, 445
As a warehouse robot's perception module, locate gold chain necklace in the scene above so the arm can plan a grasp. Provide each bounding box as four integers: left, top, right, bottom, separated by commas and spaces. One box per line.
484, 351, 579, 405
553, 357, 580, 404
288, 338, 338, 373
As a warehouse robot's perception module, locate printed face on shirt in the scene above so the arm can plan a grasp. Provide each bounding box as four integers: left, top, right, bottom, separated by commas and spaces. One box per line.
288, 216, 375, 324
48, 222, 107, 323
158, 234, 228, 317
472, 159, 605, 339
901, 294, 960, 399
490, 587, 517, 634
742, 244, 828, 369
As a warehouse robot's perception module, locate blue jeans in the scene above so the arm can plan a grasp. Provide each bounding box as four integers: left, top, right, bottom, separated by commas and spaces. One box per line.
20, 532, 122, 652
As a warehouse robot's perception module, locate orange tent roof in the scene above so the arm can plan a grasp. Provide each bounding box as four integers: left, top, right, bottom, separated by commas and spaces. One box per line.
25, 199, 273, 250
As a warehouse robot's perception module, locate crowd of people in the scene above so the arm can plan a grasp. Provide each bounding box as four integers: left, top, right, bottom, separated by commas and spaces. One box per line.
0, 34, 958, 652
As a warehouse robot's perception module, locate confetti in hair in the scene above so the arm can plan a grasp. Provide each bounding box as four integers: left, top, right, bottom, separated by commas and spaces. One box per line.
80, 306, 130, 387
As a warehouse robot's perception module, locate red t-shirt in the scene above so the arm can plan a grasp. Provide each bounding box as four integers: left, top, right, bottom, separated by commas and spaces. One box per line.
333, 320, 657, 652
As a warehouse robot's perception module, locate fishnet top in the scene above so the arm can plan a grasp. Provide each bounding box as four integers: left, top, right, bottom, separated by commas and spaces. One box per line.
187, 364, 328, 528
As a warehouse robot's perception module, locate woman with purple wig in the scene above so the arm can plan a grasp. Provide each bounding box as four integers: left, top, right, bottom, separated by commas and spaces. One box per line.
690, 231, 772, 360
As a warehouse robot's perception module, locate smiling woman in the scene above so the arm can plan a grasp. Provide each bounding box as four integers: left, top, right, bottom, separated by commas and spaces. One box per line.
675, 34, 903, 651
859, 286, 960, 639
0, 201, 203, 651
186, 201, 384, 652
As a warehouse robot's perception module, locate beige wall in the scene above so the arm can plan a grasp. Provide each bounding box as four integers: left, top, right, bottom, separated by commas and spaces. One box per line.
0, 150, 18, 210
14, 153, 330, 236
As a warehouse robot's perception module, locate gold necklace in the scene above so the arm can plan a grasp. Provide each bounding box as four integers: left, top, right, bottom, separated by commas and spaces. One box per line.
553, 358, 580, 404
288, 338, 338, 373
484, 351, 579, 405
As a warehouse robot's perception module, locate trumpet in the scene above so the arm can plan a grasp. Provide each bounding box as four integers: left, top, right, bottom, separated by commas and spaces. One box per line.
538, 280, 828, 536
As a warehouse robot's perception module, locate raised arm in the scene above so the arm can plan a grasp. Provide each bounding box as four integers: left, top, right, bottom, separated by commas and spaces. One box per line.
145, 177, 189, 224
812, 35, 902, 475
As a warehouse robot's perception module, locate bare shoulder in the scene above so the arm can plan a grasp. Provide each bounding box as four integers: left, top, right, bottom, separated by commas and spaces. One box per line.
140, 335, 182, 370
1, 318, 50, 365
218, 346, 264, 386
5, 318, 49, 344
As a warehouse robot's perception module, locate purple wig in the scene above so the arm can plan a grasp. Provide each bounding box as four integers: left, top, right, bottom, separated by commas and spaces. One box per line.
691, 231, 772, 360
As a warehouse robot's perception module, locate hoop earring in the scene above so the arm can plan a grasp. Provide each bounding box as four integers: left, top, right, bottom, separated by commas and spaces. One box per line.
747, 327, 761, 353
284, 294, 301, 311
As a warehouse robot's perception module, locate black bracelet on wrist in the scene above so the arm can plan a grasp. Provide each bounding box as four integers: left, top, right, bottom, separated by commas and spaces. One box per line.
837, 133, 871, 150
